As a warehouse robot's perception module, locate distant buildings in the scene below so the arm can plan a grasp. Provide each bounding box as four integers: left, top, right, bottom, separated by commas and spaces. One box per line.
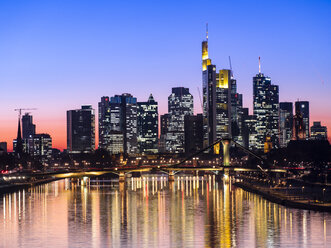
137, 94, 158, 154
253, 58, 279, 151
279, 102, 293, 147
67, 105, 95, 153
295, 101, 310, 139
166, 87, 193, 153
311, 121, 327, 140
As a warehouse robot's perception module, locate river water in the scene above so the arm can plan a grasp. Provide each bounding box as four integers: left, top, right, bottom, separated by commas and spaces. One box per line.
0, 175, 330, 248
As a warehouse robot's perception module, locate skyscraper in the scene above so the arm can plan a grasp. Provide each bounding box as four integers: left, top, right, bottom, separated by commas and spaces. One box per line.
22, 113, 36, 139
137, 94, 158, 154
109, 94, 138, 155
279, 102, 293, 147
98, 96, 111, 150
184, 114, 203, 154
67, 105, 95, 153
202, 30, 232, 151
253, 58, 279, 151
166, 87, 193, 153
311, 121, 327, 140
295, 101, 309, 139
27, 133, 52, 160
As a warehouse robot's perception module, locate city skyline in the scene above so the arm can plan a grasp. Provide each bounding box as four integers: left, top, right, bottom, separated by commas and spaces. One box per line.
0, 0, 330, 150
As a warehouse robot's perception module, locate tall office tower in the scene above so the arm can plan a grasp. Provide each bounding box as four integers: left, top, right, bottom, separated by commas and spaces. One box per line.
184, 114, 203, 154
295, 101, 309, 139
159, 114, 170, 153
202, 31, 232, 151
137, 94, 158, 154
279, 102, 293, 147
98, 96, 111, 150
67, 105, 95, 153
311, 121, 328, 140
110, 94, 138, 155
244, 114, 258, 150
22, 113, 36, 139
98, 96, 124, 154
293, 109, 306, 140
253, 58, 279, 151
0, 142, 7, 153
166, 87, 193, 153
27, 133, 52, 160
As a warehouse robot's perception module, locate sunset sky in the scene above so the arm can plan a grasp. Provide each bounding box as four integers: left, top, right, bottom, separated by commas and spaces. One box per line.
0, 0, 330, 151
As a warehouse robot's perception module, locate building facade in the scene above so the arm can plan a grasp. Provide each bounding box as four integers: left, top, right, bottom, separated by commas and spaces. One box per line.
67, 105, 95, 153
279, 102, 293, 147
311, 121, 327, 140
184, 114, 203, 154
253, 64, 279, 151
137, 94, 158, 154
22, 113, 36, 139
295, 101, 309, 139
202, 34, 232, 152
166, 87, 193, 153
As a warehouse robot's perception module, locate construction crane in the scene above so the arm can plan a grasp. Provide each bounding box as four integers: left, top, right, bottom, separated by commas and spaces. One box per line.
14, 108, 37, 119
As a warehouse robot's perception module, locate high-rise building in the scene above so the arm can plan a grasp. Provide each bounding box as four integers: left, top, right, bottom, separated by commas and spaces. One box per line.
22, 113, 36, 139
166, 87, 193, 153
67, 105, 95, 153
279, 102, 293, 147
243, 114, 258, 150
253, 58, 279, 150
98, 96, 112, 150
137, 94, 158, 154
311, 121, 327, 140
159, 114, 170, 153
184, 114, 203, 154
109, 94, 138, 155
202, 31, 232, 151
0, 142, 7, 153
293, 109, 306, 140
27, 133, 52, 160
295, 101, 309, 139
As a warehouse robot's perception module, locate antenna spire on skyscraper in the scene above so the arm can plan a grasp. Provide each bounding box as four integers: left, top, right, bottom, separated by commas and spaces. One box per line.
206, 23, 208, 41
259, 56, 261, 73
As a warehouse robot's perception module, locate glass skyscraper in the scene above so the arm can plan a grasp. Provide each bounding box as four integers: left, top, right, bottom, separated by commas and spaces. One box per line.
279, 102, 293, 147
137, 94, 158, 154
253, 67, 279, 151
295, 101, 309, 139
202, 34, 232, 152
67, 105, 95, 153
166, 87, 193, 153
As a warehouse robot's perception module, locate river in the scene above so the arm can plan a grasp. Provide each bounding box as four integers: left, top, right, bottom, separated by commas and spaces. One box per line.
0, 175, 330, 247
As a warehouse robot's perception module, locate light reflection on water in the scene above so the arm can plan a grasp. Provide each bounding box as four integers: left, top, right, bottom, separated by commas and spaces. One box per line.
0, 175, 330, 247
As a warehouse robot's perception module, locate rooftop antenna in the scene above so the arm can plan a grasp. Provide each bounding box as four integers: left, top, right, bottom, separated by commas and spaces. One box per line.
259, 56, 261, 74
206, 23, 208, 41
229, 56, 234, 78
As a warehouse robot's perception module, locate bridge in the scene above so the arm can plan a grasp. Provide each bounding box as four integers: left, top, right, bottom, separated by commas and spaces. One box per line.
21, 137, 291, 183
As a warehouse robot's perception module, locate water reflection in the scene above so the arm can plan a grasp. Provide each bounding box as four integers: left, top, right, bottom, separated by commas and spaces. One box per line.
0, 176, 330, 247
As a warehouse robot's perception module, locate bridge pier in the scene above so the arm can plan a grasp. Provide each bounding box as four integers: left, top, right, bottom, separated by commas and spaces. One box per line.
168, 171, 175, 182
119, 172, 126, 182
221, 139, 231, 167
195, 170, 199, 177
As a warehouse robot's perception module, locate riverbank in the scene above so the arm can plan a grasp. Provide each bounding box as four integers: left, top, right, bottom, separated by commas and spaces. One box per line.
234, 181, 331, 212
0, 178, 58, 195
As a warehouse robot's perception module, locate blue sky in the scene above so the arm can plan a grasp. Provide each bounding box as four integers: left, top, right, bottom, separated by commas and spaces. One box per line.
0, 0, 330, 149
